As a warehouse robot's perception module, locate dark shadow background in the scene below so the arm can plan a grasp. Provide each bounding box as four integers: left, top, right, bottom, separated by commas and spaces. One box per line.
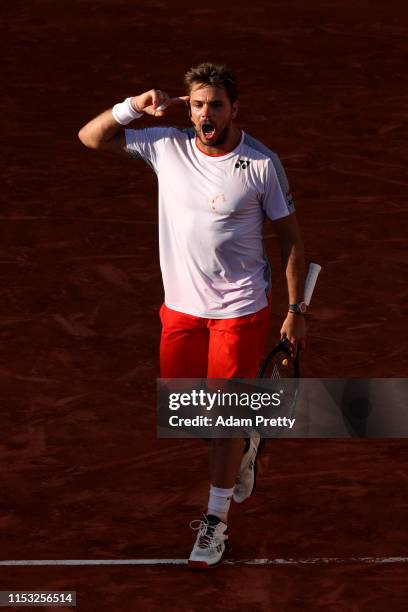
1, 1, 408, 610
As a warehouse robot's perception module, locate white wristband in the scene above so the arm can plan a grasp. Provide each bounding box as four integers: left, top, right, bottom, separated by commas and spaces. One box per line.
112, 97, 143, 125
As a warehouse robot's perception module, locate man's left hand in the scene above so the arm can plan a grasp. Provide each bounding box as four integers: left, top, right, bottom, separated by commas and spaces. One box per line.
280, 313, 306, 357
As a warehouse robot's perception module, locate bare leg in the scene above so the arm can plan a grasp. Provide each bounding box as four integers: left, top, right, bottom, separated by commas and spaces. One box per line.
209, 438, 245, 489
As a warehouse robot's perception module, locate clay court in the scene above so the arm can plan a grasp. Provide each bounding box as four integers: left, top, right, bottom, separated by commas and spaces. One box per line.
2, 0, 408, 609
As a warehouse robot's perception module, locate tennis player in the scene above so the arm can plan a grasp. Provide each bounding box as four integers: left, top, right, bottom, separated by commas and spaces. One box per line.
78, 62, 307, 569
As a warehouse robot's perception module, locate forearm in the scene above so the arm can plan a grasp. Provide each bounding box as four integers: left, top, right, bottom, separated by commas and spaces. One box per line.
279, 239, 307, 351
281, 239, 306, 304
78, 95, 143, 150
78, 90, 186, 152
272, 213, 307, 349
78, 108, 124, 149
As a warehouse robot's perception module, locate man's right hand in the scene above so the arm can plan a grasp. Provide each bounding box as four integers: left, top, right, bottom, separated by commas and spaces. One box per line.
132, 89, 189, 117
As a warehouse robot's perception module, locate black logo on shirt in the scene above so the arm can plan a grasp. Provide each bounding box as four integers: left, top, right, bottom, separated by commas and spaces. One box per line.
235, 159, 251, 170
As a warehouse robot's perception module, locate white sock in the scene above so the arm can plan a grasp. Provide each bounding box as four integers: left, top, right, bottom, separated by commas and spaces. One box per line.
207, 485, 234, 523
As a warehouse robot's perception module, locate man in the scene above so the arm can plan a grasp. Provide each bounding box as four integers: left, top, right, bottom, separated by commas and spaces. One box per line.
78, 62, 306, 569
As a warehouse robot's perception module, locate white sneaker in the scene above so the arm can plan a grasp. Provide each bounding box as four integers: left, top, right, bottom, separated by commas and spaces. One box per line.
188, 514, 229, 569
233, 436, 265, 503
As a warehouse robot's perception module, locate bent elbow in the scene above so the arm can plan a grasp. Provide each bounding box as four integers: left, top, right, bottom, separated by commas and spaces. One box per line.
78, 128, 97, 149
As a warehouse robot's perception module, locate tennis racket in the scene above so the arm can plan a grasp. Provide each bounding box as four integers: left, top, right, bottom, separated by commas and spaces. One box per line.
304, 262, 321, 308
257, 338, 300, 425
257, 262, 322, 421
258, 338, 300, 379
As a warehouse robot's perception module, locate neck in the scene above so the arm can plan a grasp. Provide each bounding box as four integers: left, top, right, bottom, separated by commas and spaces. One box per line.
195, 125, 242, 156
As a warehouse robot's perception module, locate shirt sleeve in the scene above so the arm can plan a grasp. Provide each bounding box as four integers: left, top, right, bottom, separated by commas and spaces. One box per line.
262, 156, 296, 220
124, 126, 173, 173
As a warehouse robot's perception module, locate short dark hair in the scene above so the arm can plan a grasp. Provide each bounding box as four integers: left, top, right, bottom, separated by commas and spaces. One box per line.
184, 62, 238, 104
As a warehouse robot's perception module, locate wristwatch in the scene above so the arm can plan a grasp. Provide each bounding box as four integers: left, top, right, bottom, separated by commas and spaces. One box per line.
288, 301, 307, 315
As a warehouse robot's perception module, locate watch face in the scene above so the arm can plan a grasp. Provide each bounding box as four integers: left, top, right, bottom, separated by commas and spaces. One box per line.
299, 302, 307, 313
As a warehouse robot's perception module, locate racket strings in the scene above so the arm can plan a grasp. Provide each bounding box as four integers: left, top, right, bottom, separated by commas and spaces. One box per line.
271, 363, 281, 379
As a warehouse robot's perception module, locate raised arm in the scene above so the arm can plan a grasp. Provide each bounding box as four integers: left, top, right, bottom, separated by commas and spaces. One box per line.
78, 90, 189, 155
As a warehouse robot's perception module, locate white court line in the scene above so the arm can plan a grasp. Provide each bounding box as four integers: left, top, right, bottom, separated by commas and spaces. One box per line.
1, 557, 408, 566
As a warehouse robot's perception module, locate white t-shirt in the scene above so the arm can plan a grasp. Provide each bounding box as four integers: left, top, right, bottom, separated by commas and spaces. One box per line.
125, 126, 295, 318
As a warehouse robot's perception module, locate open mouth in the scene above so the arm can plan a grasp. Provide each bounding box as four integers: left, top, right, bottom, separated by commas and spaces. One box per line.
201, 122, 216, 139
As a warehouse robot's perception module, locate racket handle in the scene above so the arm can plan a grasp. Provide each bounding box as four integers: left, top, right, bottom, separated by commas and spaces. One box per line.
304, 262, 321, 306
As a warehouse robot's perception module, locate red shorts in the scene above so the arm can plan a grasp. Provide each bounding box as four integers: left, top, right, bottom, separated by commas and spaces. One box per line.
159, 302, 271, 378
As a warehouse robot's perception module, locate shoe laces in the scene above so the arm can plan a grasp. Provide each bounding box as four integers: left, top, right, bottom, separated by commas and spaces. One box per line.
190, 517, 219, 550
